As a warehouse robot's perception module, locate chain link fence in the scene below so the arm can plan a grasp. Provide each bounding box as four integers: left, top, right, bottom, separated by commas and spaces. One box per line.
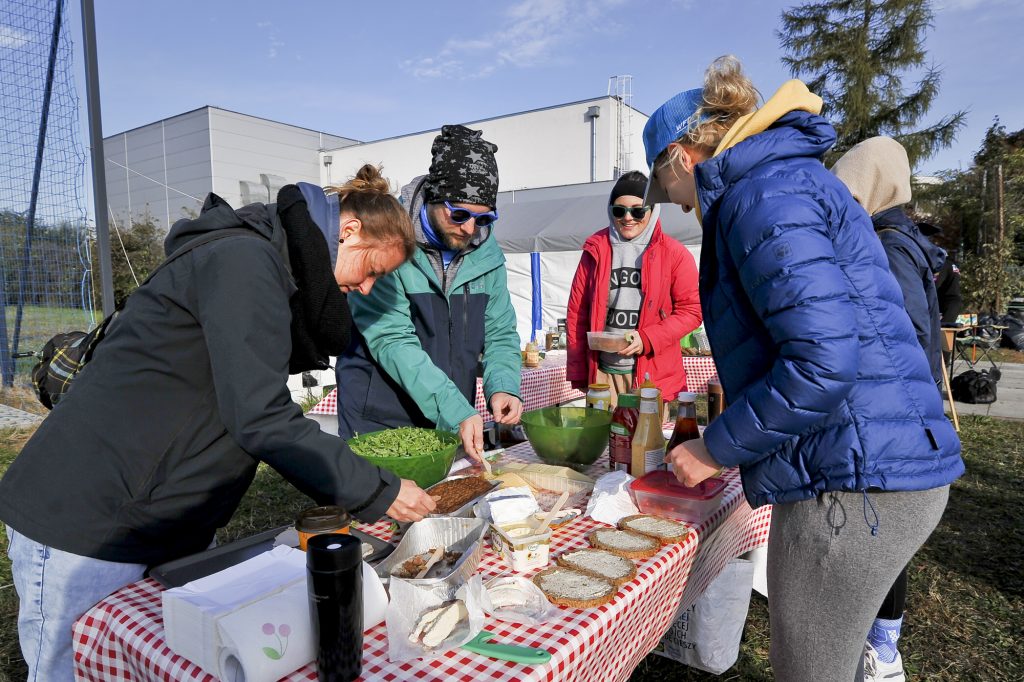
0, 0, 95, 390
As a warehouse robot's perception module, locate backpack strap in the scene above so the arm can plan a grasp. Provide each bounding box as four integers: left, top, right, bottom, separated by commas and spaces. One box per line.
84, 228, 268, 362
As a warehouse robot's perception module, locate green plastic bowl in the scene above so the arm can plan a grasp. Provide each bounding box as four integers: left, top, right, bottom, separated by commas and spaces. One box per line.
347, 428, 460, 488
520, 406, 612, 470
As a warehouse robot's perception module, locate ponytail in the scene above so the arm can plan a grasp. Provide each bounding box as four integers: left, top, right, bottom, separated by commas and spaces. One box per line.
327, 164, 415, 261
658, 55, 760, 169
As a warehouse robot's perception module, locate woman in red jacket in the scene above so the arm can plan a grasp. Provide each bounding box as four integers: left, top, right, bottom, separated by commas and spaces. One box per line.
566, 171, 702, 405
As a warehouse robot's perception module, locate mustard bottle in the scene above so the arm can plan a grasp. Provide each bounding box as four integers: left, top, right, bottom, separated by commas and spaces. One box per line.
630, 387, 666, 477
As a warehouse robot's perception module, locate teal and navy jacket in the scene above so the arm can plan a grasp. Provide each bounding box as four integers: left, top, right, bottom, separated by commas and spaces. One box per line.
335, 177, 521, 437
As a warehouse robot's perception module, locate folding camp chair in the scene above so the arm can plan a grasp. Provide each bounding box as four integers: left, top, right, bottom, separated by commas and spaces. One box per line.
951, 321, 1003, 376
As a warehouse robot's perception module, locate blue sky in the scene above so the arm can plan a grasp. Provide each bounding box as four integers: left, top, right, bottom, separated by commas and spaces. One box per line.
90, 0, 1024, 175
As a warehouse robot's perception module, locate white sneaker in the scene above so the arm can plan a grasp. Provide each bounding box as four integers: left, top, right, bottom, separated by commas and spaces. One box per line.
864, 642, 906, 681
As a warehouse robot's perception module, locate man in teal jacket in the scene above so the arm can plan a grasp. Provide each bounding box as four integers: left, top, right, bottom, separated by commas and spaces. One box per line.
335, 125, 522, 460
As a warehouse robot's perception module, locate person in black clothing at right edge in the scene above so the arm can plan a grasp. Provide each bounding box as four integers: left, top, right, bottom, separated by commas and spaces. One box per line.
919, 222, 964, 325
832, 136, 948, 682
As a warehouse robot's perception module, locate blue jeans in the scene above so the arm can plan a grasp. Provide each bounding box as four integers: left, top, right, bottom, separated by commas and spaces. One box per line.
5, 525, 146, 682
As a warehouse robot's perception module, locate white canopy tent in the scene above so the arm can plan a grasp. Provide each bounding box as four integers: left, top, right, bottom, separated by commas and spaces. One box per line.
493, 181, 703, 346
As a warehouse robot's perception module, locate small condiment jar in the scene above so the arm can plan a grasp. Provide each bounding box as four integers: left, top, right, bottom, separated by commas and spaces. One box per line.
586, 383, 611, 411
524, 341, 541, 368
296, 505, 351, 551
707, 378, 725, 422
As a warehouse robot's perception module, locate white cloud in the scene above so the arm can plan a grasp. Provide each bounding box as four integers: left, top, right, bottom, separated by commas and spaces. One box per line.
255, 20, 284, 59
401, 0, 629, 80
0, 25, 30, 50
936, 0, 1014, 10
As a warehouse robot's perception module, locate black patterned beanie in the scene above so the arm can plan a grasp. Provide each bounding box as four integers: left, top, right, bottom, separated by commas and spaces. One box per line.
423, 124, 499, 208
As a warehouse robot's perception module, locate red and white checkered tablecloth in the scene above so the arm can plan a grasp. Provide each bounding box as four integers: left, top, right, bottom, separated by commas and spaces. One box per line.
73, 444, 769, 682
681, 355, 718, 394
308, 352, 719, 421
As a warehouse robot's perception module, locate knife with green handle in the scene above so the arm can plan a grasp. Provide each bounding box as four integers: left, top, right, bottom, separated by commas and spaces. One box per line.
461, 630, 552, 664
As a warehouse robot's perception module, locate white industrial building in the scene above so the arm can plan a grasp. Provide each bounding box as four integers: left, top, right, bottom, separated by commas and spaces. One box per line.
103, 106, 358, 230
103, 93, 649, 229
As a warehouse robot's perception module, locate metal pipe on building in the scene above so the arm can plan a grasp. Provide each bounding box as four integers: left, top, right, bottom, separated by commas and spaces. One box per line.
585, 106, 601, 183
81, 0, 115, 316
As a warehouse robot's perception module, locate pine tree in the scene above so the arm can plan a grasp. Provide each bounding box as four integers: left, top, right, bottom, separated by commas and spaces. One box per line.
778, 0, 966, 166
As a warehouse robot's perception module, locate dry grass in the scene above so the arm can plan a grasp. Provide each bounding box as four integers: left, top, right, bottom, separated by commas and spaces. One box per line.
0, 386, 48, 418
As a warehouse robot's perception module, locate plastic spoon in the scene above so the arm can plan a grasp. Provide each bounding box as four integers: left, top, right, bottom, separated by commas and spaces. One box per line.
414, 547, 445, 579
461, 630, 552, 665
533, 490, 571, 534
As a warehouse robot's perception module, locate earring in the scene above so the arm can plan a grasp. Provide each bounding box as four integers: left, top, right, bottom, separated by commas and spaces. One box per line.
338, 238, 344, 244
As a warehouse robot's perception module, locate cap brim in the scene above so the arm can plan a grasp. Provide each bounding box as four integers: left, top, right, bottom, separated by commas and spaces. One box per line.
643, 168, 671, 205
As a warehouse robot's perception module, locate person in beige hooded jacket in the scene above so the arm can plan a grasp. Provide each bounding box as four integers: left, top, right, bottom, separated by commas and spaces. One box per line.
833, 136, 948, 682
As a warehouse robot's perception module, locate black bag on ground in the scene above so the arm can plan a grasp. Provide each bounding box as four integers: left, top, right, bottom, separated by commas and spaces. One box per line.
950, 368, 1000, 404
29, 225, 260, 409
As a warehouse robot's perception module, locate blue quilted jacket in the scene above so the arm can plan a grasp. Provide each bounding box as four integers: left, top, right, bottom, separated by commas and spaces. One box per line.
697, 111, 963, 508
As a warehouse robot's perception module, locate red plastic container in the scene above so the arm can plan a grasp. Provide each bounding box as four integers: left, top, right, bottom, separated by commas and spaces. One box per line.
629, 471, 727, 524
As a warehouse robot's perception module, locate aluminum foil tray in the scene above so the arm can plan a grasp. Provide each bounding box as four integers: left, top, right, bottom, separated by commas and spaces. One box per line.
375, 517, 486, 600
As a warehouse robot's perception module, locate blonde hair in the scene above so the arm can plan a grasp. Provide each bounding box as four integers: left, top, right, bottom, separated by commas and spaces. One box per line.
657, 55, 759, 169
327, 164, 415, 261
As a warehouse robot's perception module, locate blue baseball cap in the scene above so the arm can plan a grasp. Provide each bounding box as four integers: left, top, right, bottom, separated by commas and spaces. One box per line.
642, 88, 707, 204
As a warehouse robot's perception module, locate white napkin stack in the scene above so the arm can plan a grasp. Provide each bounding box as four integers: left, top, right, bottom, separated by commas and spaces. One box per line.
162, 545, 388, 682
585, 471, 640, 525
475, 486, 539, 525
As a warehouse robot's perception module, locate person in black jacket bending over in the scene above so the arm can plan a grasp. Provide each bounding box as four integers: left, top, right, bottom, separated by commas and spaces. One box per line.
0, 164, 436, 682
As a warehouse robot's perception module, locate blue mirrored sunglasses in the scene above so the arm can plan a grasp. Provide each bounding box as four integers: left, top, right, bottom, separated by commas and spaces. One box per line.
445, 200, 498, 227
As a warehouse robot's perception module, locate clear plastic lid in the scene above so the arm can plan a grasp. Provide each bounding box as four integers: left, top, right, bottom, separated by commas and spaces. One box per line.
630, 470, 727, 500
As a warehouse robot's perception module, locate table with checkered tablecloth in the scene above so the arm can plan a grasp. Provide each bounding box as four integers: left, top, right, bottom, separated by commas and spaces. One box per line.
307, 352, 719, 424
72, 442, 769, 682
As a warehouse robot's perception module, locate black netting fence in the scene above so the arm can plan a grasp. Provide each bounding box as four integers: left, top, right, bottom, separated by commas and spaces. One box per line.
0, 0, 95, 389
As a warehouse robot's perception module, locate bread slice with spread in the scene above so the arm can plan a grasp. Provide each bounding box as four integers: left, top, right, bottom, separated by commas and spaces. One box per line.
587, 528, 660, 559
532, 566, 616, 608
555, 548, 637, 587
617, 515, 689, 545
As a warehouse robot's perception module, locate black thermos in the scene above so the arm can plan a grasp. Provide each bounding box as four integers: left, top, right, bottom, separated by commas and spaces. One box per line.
306, 533, 363, 682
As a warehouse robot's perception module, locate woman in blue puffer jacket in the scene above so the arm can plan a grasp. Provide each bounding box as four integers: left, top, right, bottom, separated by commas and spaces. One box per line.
646, 57, 963, 682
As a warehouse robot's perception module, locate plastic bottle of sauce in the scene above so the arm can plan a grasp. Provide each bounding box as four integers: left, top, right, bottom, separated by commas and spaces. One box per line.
631, 387, 666, 476
666, 392, 700, 451
707, 379, 725, 422
586, 383, 611, 411
609, 392, 639, 471
524, 341, 540, 368
639, 372, 663, 419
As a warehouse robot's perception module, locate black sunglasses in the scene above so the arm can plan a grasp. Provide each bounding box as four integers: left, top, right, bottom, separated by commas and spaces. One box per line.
611, 205, 651, 221
445, 200, 498, 228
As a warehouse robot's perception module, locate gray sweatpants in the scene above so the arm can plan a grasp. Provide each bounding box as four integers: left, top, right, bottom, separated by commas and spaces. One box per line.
767, 486, 949, 682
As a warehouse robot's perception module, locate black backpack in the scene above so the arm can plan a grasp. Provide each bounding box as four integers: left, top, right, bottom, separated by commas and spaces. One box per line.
950, 368, 1000, 405
30, 227, 261, 409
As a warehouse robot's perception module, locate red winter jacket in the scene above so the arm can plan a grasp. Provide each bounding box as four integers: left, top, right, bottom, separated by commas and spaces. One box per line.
566, 221, 701, 401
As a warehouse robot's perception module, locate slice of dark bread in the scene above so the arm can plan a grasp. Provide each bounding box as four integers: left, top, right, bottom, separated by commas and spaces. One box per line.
587, 528, 660, 559
617, 515, 689, 545
532, 566, 616, 608
555, 548, 637, 587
